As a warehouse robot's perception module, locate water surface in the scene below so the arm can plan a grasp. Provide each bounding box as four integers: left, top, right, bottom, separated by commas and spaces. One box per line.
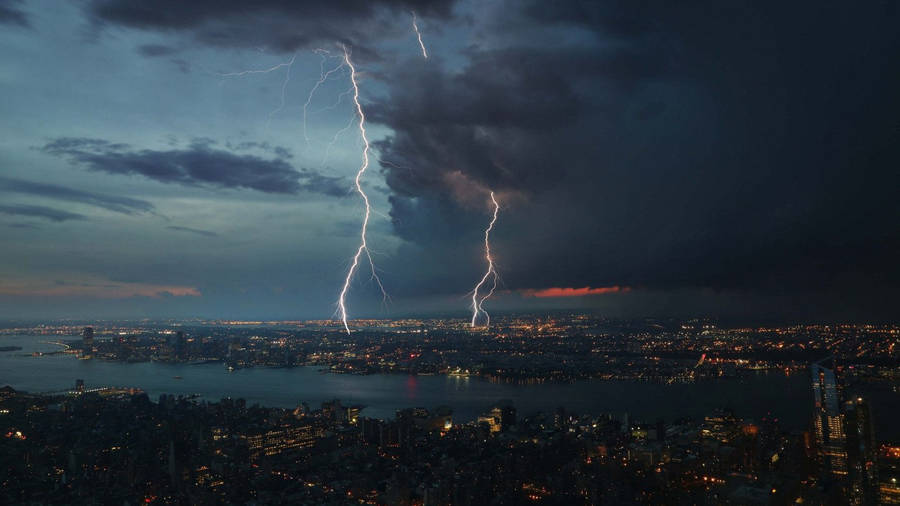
2, 334, 894, 440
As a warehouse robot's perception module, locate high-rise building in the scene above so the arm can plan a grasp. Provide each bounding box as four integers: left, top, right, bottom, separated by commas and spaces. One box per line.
879, 445, 900, 504
811, 359, 848, 480
477, 412, 502, 433
845, 397, 879, 505
477, 403, 515, 433
702, 408, 741, 443
174, 331, 186, 360
81, 327, 94, 358
496, 403, 516, 431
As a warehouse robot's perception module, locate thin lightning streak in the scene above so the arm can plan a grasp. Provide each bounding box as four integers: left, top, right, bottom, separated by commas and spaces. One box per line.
303, 51, 346, 146
265, 54, 296, 128
411, 12, 428, 59
310, 86, 354, 115
215, 54, 296, 128
217, 59, 294, 77
471, 191, 500, 328
337, 45, 387, 334
321, 113, 357, 167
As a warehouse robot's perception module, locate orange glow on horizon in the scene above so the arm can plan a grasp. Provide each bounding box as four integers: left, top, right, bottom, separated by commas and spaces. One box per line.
0, 280, 201, 299
522, 286, 630, 298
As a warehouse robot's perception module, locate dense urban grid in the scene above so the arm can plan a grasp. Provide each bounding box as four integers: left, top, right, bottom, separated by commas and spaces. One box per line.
5, 316, 898, 383
1, 316, 898, 504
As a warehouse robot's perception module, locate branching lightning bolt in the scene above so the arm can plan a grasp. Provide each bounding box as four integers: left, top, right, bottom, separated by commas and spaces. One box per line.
303, 50, 347, 146
266, 54, 296, 128
471, 191, 500, 327
216, 59, 294, 77
216, 54, 296, 127
337, 45, 387, 334
411, 12, 428, 59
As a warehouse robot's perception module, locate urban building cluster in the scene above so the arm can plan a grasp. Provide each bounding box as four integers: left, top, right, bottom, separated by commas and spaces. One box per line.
1, 358, 897, 505
8, 318, 896, 386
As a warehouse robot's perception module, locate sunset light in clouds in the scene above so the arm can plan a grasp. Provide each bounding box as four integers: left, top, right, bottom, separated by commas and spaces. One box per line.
0, 279, 201, 299
522, 286, 630, 298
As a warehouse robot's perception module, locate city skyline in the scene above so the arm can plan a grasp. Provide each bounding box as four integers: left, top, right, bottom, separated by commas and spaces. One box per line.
1, 1, 899, 323
2, 3, 898, 502
1, 315, 897, 503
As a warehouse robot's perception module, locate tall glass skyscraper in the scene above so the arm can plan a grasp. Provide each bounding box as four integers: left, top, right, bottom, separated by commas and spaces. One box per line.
845, 397, 879, 505
811, 359, 848, 479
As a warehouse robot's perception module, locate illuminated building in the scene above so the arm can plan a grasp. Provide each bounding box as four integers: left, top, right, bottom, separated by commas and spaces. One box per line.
811, 359, 848, 480
701, 409, 741, 443
844, 397, 879, 505
477, 413, 501, 433
477, 404, 515, 433
245, 425, 322, 459
346, 405, 361, 424
880, 446, 900, 504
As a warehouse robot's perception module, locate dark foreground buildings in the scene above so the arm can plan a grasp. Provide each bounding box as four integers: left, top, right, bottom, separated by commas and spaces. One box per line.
0, 347, 896, 504
811, 359, 882, 505
1, 376, 897, 505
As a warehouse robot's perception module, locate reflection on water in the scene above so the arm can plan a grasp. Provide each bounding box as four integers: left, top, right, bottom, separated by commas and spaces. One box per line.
405, 374, 418, 401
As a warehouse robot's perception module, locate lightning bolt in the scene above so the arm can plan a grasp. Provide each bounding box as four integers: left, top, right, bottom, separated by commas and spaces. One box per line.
337, 45, 387, 334
471, 191, 500, 327
411, 12, 428, 59
210, 46, 391, 334
215, 54, 296, 128
266, 54, 296, 128
216, 58, 294, 77
303, 50, 347, 146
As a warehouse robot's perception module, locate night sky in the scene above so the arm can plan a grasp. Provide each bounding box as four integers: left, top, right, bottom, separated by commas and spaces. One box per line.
1, 0, 898, 322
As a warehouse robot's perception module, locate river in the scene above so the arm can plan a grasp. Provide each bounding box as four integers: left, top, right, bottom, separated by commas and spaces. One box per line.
1, 334, 896, 439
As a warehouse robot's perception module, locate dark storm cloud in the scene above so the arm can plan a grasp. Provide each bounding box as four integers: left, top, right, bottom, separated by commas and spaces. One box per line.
42, 138, 349, 197
370, 46, 653, 197
136, 44, 178, 57
0, 0, 28, 27
226, 141, 294, 159
85, 0, 455, 54
167, 225, 218, 237
372, 0, 900, 316
0, 204, 86, 222
0, 176, 154, 215
298, 169, 352, 198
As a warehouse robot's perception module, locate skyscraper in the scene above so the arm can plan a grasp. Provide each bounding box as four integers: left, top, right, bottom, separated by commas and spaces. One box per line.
174, 331, 186, 360
811, 358, 848, 480
81, 327, 94, 358
845, 397, 879, 505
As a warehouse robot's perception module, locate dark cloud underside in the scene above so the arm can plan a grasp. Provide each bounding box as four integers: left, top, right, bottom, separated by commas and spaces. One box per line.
136, 44, 178, 57
166, 225, 218, 237
0, 0, 28, 27
0, 204, 86, 222
371, 0, 900, 316
0, 177, 154, 215
86, 0, 455, 54
42, 138, 349, 197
